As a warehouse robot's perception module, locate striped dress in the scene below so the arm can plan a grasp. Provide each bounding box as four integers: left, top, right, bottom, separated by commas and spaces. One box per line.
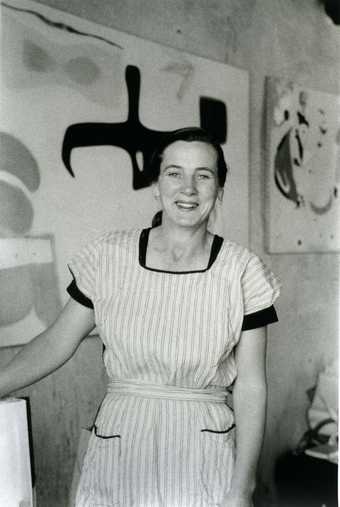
68, 228, 280, 507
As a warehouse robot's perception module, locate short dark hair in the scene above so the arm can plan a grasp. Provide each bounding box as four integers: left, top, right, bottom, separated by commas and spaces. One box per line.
147, 127, 228, 187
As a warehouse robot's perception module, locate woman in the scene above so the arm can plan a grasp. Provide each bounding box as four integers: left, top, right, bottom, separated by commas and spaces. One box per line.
0, 127, 280, 506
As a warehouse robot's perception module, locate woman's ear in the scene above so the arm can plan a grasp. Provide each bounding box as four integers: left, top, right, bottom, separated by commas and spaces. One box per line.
152, 182, 160, 200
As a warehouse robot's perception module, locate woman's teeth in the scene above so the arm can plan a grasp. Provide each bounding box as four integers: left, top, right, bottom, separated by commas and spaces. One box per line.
175, 201, 199, 210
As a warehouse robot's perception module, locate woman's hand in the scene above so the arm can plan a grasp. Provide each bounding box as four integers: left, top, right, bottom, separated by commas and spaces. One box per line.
221, 490, 253, 507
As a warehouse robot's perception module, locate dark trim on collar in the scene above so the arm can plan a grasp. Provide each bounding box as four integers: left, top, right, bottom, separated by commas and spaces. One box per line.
139, 227, 224, 274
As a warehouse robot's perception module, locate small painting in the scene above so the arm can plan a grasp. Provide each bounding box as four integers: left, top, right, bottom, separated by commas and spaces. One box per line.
265, 77, 340, 253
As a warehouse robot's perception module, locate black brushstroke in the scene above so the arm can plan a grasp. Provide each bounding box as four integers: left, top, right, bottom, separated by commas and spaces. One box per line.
2, 2, 123, 50
274, 109, 313, 207
199, 97, 227, 143
274, 129, 303, 206
294, 128, 304, 160
297, 111, 309, 127
322, 0, 340, 25
62, 65, 227, 190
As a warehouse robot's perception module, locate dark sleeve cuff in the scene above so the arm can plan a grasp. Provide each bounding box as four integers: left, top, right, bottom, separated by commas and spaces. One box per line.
67, 279, 94, 309
242, 305, 278, 331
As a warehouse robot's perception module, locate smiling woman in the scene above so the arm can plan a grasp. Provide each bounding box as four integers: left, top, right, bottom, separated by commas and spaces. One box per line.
0, 127, 280, 507
146, 128, 226, 271
154, 141, 222, 227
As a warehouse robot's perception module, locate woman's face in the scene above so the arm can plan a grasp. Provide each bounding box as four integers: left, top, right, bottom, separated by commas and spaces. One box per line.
153, 140, 223, 229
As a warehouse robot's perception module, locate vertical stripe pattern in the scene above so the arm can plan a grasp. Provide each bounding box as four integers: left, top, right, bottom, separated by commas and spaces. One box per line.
69, 229, 280, 506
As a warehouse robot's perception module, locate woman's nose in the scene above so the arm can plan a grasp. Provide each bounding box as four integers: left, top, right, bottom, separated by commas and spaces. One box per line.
181, 175, 197, 195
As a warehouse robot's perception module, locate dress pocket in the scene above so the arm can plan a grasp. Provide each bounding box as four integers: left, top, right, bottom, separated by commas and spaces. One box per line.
76, 425, 122, 507
199, 424, 235, 505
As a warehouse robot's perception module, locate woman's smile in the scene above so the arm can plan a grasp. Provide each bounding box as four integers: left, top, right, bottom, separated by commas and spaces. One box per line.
175, 200, 199, 210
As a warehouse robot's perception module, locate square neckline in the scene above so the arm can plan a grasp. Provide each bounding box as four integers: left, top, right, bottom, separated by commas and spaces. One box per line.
138, 227, 224, 274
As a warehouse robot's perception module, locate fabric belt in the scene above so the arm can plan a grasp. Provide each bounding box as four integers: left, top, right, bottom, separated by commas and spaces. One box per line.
107, 379, 227, 403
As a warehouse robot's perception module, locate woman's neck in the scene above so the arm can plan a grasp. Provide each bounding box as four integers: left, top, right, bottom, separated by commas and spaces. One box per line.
149, 221, 212, 266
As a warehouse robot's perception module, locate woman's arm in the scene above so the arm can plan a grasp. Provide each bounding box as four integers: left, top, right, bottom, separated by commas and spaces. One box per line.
0, 298, 95, 397
225, 326, 268, 506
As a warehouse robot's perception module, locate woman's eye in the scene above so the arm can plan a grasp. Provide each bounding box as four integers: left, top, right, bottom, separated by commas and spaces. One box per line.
167, 171, 181, 177
197, 173, 211, 180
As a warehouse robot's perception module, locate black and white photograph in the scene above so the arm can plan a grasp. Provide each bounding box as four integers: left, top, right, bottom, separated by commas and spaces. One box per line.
0, 1, 338, 506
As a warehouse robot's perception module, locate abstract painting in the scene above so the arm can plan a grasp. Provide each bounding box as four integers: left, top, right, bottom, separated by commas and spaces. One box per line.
265, 77, 340, 253
0, 0, 249, 345
0, 132, 61, 346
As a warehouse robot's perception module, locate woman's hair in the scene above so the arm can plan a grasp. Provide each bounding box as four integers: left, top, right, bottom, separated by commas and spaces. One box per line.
151, 210, 163, 227
147, 127, 228, 187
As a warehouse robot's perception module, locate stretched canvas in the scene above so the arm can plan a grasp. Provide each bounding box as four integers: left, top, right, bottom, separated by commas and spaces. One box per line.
0, 0, 249, 346
265, 77, 340, 253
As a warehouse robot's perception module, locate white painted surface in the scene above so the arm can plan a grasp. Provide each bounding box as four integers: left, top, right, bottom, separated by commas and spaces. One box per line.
0, 238, 53, 269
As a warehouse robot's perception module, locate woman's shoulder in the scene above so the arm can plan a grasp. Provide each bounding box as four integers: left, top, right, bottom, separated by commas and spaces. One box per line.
217, 237, 254, 269
92, 227, 141, 248
97, 227, 141, 243
77, 228, 141, 257
216, 237, 279, 279
217, 237, 281, 294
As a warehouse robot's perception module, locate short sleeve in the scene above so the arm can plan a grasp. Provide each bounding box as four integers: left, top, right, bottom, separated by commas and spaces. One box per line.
67, 278, 94, 308
241, 254, 281, 316
67, 238, 99, 303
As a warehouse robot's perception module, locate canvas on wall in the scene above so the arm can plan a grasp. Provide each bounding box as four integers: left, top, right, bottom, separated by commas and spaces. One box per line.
265, 76, 340, 253
0, 0, 249, 346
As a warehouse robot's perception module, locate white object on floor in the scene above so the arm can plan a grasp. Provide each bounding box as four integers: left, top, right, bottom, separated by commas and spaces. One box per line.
0, 398, 33, 507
